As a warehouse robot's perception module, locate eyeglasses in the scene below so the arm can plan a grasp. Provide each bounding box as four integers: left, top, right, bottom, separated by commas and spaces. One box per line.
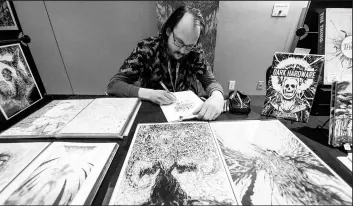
172, 31, 196, 51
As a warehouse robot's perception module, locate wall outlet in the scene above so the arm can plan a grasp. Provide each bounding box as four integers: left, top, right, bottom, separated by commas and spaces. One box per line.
229, 80, 236, 91
272, 3, 290, 17
256, 81, 265, 90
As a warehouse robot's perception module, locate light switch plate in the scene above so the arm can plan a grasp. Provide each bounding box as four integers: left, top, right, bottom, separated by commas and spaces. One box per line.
272, 3, 290, 17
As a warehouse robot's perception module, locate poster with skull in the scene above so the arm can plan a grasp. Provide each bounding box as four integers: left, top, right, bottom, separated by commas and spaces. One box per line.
261, 52, 324, 122
0, 43, 42, 120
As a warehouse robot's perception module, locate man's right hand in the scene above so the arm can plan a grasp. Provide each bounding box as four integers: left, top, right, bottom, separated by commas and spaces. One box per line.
138, 88, 176, 105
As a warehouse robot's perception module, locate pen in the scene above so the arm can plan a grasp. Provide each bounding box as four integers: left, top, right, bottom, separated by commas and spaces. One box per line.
179, 114, 199, 121
200, 97, 206, 101
159, 81, 170, 92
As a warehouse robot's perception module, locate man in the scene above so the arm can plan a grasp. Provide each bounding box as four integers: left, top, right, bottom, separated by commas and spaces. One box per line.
107, 6, 224, 120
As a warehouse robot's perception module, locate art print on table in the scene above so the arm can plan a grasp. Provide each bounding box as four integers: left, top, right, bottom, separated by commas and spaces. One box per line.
0, 1, 18, 30
57, 98, 140, 138
0, 43, 42, 120
0, 142, 117, 205
0, 142, 50, 193
0, 99, 93, 138
160, 90, 203, 122
210, 120, 352, 205
109, 122, 237, 205
262, 52, 324, 122
331, 81, 352, 147
328, 81, 337, 143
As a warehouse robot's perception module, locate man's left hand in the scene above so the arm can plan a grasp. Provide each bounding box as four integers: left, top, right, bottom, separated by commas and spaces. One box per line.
193, 91, 224, 121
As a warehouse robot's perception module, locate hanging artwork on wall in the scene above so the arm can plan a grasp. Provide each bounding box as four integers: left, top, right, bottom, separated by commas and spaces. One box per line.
318, 8, 352, 85
0, 142, 118, 205
0, 43, 42, 120
0, 99, 93, 138
0, 1, 18, 31
0, 142, 50, 193
210, 120, 352, 205
261, 52, 324, 122
109, 122, 237, 205
156, 1, 219, 72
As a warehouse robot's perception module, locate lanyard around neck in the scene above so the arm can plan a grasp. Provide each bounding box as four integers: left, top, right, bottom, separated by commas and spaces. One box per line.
167, 60, 180, 92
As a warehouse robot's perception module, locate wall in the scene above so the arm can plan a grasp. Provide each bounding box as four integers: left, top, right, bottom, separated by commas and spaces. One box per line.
13, 1, 73, 95
45, 1, 158, 95
213, 1, 308, 95
13, 1, 307, 95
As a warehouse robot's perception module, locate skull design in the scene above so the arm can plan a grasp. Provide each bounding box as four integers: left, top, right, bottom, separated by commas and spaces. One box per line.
282, 78, 298, 100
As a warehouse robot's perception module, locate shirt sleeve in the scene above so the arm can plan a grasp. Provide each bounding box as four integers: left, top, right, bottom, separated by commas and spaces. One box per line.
107, 38, 154, 97
192, 47, 224, 97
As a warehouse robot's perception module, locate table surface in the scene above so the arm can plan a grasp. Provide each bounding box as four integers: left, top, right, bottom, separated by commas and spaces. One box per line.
87, 95, 352, 205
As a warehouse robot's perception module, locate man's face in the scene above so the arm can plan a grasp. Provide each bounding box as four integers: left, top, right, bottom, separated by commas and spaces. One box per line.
166, 13, 200, 60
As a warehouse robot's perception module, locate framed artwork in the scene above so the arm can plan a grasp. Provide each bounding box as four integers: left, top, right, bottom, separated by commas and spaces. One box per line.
0, 1, 18, 31
0, 43, 43, 120
109, 122, 237, 205
0, 142, 118, 205
210, 120, 352, 205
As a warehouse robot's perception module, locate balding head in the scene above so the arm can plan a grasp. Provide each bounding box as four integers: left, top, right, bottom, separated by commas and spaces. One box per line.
160, 6, 205, 60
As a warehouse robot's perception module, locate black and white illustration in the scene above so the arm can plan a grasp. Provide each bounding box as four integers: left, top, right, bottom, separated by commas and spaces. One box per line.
109, 122, 237, 205
210, 120, 352, 205
160, 90, 203, 122
322, 8, 352, 84
331, 81, 352, 147
0, 99, 93, 138
0, 43, 42, 120
0, 1, 18, 30
0, 142, 117, 205
174, 100, 195, 113
0, 142, 50, 193
262, 52, 324, 122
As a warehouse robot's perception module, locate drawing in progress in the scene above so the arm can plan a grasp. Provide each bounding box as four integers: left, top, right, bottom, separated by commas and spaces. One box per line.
109, 122, 237, 205
160, 90, 203, 122
330, 81, 352, 147
0, 1, 18, 30
328, 81, 337, 143
210, 120, 352, 205
0, 99, 93, 137
319, 8, 352, 84
0, 43, 42, 120
0, 142, 50, 193
262, 52, 324, 122
58, 98, 139, 138
0, 142, 117, 205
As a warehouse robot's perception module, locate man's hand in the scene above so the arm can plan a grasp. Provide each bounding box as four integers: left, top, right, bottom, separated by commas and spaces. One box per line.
138, 88, 176, 105
193, 91, 224, 121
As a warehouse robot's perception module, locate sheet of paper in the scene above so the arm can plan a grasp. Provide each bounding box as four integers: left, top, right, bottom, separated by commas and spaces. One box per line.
0, 142, 117, 205
58, 98, 139, 138
337, 155, 352, 171
210, 120, 352, 205
160, 90, 203, 122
